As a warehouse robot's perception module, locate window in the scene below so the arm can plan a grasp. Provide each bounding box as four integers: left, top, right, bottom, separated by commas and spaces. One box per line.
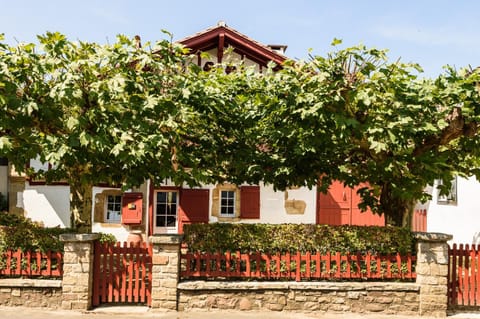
105, 194, 122, 223
155, 191, 178, 228
437, 177, 457, 205
212, 184, 260, 220
220, 190, 235, 216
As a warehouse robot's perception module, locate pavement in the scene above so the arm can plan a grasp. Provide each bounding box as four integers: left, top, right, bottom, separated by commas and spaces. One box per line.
1, 306, 480, 319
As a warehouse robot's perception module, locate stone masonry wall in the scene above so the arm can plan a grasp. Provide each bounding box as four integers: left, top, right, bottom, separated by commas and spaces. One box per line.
0, 279, 62, 308
178, 281, 420, 315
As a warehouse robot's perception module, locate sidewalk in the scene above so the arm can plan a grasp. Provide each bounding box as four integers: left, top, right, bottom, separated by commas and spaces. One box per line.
1, 306, 480, 319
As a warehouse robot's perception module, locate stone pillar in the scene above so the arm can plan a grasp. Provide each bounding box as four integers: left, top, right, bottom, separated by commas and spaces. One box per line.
59, 233, 100, 310
149, 234, 183, 310
415, 232, 452, 317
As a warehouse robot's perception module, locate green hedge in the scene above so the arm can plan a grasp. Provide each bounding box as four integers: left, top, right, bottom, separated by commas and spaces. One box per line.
183, 223, 416, 255
0, 212, 69, 252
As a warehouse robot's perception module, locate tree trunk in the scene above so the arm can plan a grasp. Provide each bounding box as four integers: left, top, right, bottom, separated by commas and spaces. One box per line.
380, 183, 414, 228
69, 177, 93, 233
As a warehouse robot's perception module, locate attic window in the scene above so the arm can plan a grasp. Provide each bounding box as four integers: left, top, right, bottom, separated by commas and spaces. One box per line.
436, 177, 457, 205
203, 61, 214, 71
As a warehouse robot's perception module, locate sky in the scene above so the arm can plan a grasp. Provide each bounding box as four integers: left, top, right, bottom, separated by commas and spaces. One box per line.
1, 0, 479, 77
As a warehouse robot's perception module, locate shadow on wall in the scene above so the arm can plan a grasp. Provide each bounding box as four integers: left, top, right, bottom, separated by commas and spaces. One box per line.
21, 189, 69, 227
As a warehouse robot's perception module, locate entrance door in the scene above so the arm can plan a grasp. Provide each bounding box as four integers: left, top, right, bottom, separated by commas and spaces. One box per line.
154, 190, 178, 234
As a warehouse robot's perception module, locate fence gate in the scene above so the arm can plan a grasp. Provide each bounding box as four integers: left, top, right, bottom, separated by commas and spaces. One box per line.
92, 241, 153, 307
448, 244, 480, 308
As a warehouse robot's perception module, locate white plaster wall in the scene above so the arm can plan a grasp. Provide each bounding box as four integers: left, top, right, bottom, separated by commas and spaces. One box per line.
427, 176, 480, 244
91, 186, 131, 243
166, 182, 316, 225
0, 166, 7, 197
23, 184, 70, 228
200, 48, 261, 72
256, 185, 316, 224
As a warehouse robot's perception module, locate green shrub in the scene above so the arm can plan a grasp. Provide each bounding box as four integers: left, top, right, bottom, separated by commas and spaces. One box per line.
98, 232, 117, 244
183, 223, 415, 255
0, 212, 73, 253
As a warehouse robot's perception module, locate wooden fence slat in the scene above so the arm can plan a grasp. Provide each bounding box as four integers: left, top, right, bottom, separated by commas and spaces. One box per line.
134, 243, 141, 303
179, 250, 417, 282
476, 245, 480, 306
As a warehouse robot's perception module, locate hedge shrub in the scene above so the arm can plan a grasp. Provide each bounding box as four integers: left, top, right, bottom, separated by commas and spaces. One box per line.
0, 212, 69, 252
183, 223, 415, 255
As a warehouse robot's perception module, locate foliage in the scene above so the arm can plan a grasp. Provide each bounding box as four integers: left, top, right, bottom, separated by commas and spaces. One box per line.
2, 30, 480, 229
0, 212, 69, 252
0, 193, 6, 212
183, 223, 416, 255
0, 32, 214, 230
97, 232, 117, 244
254, 44, 480, 226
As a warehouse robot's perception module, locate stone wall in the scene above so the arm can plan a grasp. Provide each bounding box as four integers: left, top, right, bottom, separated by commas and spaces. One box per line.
0, 279, 62, 308
178, 281, 420, 315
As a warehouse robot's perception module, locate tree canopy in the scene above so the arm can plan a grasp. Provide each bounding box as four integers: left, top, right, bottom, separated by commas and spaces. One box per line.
1, 33, 480, 229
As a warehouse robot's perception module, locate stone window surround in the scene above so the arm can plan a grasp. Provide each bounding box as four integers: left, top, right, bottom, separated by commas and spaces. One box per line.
94, 189, 123, 225
211, 183, 241, 222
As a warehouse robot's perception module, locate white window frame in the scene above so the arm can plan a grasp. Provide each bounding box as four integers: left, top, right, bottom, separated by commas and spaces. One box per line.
219, 190, 236, 217
105, 194, 122, 223
436, 177, 457, 205
154, 190, 178, 233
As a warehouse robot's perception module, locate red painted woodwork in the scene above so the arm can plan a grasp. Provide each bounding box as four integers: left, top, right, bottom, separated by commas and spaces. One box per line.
240, 186, 260, 219
448, 244, 480, 307
178, 24, 286, 69
317, 181, 384, 226
178, 189, 210, 233
181, 250, 416, 281
121, 192, 143, 224
412, 209, 427, 232
92, 241, 153, 306
0, 249, 63, 278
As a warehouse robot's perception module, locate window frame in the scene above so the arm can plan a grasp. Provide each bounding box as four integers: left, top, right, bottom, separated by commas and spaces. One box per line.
436, 177, 457, 205
154, 189, 179, 232
219, 190, 236, 217
104, 194, 122, 224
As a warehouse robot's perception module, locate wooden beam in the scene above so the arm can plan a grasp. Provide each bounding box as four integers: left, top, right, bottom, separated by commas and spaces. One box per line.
217, 33, 225, 63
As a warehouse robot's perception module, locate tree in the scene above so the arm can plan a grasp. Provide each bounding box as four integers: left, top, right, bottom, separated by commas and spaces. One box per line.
251, 43, 480, 227
0, 32, 213, 231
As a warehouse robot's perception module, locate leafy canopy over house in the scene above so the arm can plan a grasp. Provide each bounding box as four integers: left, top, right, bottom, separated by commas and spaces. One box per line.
1, 25, 480, 230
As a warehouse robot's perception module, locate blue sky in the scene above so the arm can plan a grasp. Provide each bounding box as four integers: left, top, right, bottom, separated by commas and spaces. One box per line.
1, 0, 479, 77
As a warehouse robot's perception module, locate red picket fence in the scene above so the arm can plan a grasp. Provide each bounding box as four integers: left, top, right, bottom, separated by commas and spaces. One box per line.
448, 244, 480, 307
92, 241, 153, 306
0, 249, 63, 278
181, 251, 416, 281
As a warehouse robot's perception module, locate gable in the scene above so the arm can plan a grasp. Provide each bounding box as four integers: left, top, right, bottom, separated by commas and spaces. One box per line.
178, 22, 287, 70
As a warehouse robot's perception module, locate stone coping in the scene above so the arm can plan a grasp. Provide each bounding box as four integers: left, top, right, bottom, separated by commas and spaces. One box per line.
414, 232, 453, 242
59, 233, 100, 242
178, 280, 420, 292
149, 234, 183, 245
0, 278, 62, 288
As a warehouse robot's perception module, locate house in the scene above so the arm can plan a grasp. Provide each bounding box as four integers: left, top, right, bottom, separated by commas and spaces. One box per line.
420, 176, 480, 244
3, 22, 384, 242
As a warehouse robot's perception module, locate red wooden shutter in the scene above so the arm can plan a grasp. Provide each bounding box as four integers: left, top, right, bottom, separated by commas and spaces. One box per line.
178, 189, 210, 233
240, 186, 260, 219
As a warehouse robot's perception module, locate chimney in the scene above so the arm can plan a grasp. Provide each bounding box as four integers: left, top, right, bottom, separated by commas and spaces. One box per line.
268, 44, 287, 55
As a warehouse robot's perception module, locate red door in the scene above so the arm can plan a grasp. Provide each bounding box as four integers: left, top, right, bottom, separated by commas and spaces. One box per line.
317, 181, 384, 226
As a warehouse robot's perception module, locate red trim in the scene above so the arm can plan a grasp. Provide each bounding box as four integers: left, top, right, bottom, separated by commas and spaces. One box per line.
217, 33, 225, 63
179, 26, 286, 67
148, 182, 154, 237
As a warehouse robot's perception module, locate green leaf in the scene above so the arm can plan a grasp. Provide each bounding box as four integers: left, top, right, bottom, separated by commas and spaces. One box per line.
0, 136, 11, 150
66, 117, 79, 131
331, 38, 342, 46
